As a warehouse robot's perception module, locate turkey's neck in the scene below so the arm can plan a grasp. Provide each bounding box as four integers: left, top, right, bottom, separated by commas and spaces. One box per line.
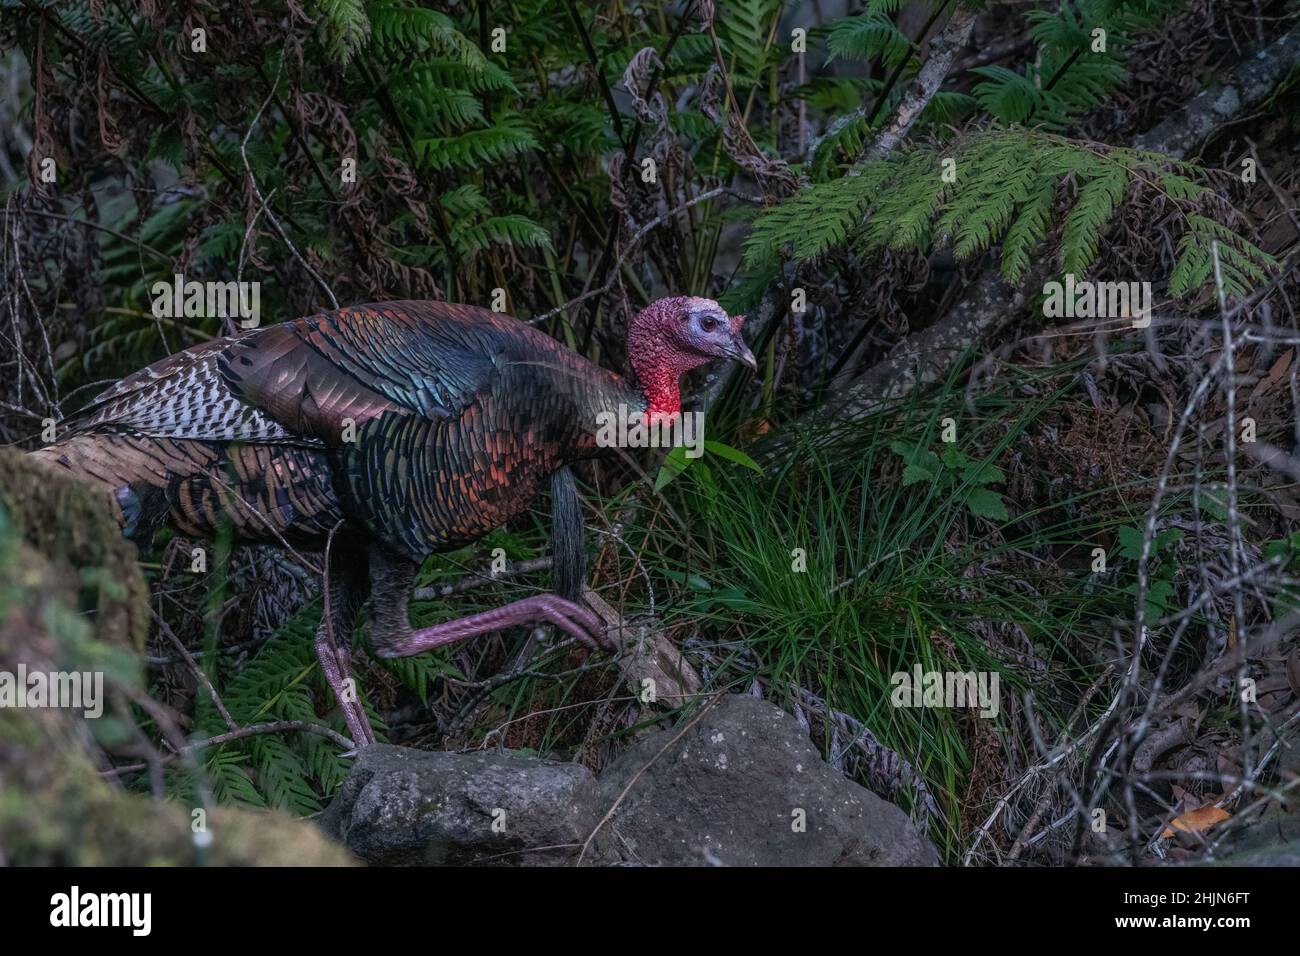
628, 321, 683, 419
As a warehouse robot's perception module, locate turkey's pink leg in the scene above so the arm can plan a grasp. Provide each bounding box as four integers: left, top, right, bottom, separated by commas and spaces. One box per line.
314, 624, 376, 748
314, 544, 376, 749
373, 594, 612, 659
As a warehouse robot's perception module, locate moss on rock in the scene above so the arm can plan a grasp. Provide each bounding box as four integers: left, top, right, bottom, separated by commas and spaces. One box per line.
0, 448, 354, 867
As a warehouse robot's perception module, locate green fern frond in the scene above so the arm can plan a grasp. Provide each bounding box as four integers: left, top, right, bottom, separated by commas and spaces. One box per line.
368, 1, 485, 71
745, 162, 894, 264
718, 0, 783, 87
807, 111, 874, 180
440, 184, 491, 220
970, 65, 1044, 124
1157, 170, 1206, 202
746, 128, 1272, 298
974, 0, 1184, 129
415, 114, 538, 171
179, 603, 359, 812
381, 653, 463, 708
454, 214, 554, 256
314, 0, 371, 65
1000, 175, 1059, 284
794, 76, 882, 112
530, 98, 619, 154
861, 148, 945, 251
398, 60, 519, 102
1059, 155, 1129, 276
1171, 215, 1276, 299
827, 12, 912, 69
390, 83, 485, 128
203, 750, 268, 808
918, 90, 979, 126
249, 736, 323, 814
933, 133, 1031, 258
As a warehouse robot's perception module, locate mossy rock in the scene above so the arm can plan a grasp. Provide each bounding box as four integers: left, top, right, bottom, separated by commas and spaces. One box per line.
0, 446, 353, 866
0, 447, 148, 651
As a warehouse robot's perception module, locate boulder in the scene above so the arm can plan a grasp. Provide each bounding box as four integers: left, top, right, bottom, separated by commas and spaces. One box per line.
1212, 815, 1300, 866
588, 694, 939, 866
320, 694, 938, 866
317, 744, 600, 865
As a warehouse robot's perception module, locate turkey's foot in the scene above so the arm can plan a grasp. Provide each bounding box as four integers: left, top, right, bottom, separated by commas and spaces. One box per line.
314, 625, 377, 749
374, 594, 612, 658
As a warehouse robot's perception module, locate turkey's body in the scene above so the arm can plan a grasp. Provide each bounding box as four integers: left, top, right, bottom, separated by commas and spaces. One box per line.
36, 301, 642, 560
32, 294, 748, 746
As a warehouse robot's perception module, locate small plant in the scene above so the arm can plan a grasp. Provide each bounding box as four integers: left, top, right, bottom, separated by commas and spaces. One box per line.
1116, 523, 1183, 622
890, 439, 1009, 521
654, 439, 764, 495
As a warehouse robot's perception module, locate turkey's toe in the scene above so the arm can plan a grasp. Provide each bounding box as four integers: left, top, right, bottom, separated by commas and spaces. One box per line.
543, 606, 603, 650
539, 596, 613, 652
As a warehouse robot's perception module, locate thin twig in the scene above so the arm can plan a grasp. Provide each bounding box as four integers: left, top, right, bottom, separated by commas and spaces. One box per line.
151, 610, 237, 732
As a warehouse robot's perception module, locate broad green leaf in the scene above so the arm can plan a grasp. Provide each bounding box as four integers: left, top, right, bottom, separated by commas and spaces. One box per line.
902, 463, 934, 486
966, 488, 1009, 521
941, 444, 971, 470
964, 461, 1005, 485
1117, 525, 1143, 559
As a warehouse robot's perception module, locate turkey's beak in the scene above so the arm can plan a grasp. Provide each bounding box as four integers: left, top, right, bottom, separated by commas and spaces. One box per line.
724, 336, 758, 371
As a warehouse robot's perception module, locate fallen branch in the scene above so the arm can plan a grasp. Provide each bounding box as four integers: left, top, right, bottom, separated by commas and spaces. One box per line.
411, 556, 553, 601
106, 720, 356, 776
1133, 23, 1300, 159
827, 257, 1051, 422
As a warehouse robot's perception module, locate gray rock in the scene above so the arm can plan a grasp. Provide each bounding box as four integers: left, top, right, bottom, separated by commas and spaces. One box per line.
1205, 810, 1300, 866
588, 695, 939, 866
318, 744, 600, 866
320, 696, 938, 867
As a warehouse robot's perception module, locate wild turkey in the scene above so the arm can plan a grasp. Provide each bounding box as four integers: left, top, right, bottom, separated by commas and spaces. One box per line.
34, 297, 755, 745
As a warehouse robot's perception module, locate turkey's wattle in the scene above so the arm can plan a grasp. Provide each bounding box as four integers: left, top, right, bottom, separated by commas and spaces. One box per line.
33, 297, 755, 746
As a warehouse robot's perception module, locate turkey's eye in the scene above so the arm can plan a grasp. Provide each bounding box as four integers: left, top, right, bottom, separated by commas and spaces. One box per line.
699, 315, 718, 332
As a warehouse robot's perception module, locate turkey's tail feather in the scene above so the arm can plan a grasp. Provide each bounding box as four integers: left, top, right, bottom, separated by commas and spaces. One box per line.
31, 433, 345, 548
31, 434, 193, 542
30, 333, 344, 547
549, 465, 586, 604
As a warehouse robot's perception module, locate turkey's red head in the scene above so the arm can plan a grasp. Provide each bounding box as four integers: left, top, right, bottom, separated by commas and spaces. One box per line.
628, 295, 756, 418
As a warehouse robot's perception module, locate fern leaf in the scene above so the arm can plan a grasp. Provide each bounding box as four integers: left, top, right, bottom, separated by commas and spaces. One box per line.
314, 0, 371, 65
827, 12, 912, 69
1000, 175, 1059, 284
415, 115, 538, 171
368, 1, 485, 71
1059, 157, 1129, 276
